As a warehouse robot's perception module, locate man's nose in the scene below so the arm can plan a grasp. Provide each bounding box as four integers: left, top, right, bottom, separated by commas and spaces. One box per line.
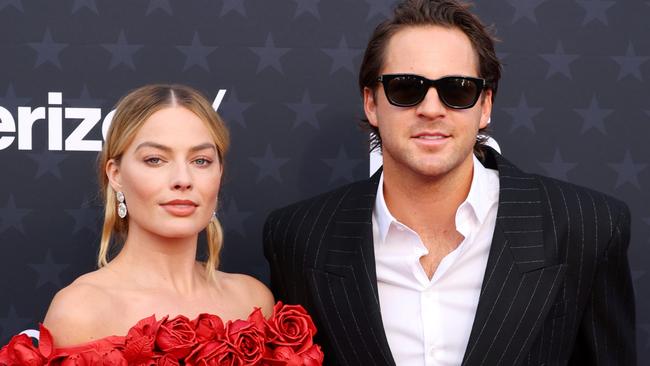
415, 86, 447, 118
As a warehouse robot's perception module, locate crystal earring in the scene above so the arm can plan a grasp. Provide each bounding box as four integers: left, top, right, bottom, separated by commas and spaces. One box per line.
116, 191, 127, 219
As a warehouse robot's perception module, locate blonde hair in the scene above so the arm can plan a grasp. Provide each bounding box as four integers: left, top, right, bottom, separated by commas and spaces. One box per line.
97, 84, 230, 282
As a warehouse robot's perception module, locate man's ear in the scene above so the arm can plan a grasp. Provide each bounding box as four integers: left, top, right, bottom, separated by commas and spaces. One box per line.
105, 159, 122, 192
479, 89, 493, 129
363, 87, 379, 128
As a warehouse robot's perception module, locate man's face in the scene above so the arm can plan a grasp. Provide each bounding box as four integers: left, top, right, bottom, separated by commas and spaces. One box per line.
364, 25, 492, 181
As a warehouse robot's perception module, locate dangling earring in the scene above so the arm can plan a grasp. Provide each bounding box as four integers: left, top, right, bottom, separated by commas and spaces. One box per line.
116, 191, 127, 219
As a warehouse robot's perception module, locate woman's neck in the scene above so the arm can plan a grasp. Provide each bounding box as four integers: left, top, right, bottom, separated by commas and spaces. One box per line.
107, 227, 206, 295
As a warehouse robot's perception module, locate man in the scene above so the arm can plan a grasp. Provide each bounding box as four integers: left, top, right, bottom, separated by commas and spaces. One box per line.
263, 0, 636, 365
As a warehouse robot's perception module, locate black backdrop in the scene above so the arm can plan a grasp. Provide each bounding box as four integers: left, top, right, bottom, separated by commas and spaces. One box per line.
0, 0, 648, 362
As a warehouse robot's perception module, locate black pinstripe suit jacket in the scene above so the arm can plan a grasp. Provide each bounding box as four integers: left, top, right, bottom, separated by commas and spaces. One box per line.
263, 148, 636, 366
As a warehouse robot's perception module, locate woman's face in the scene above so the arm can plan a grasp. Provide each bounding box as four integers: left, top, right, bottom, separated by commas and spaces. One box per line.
107, 106, 222, 241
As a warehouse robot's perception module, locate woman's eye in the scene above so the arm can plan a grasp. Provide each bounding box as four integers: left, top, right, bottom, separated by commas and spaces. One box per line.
145, 157, 163, 165
194, 158, 212, 166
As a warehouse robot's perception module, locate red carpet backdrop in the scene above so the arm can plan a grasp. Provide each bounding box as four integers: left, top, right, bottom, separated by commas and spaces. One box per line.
0, 0, 648, 362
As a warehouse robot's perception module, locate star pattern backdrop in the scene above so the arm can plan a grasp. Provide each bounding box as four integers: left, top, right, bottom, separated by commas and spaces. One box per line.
0, 0, 648, 361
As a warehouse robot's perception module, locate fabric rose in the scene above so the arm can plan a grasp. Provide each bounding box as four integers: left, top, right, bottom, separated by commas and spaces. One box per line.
224, 310, 266, 365
185, 339, 237, 366
263, 346, 303, 366
123, 315, 164, 365
47, 334, 127, 366
263, 344, 324, 366
265, 302, 317, 353
155, 315, 197, 360
48, 347, 127, 366
154, 354, 180, 366
0, 333, 46, 366
298, 344, 324, 366
192, 313, 225, 343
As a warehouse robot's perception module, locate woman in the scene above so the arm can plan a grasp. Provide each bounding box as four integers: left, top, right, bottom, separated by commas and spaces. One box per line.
42, 84, 275, 347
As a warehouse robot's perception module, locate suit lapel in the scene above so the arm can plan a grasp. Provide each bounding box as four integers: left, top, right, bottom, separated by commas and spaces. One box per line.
306, 169, 396, 366
462, 150, 566, 366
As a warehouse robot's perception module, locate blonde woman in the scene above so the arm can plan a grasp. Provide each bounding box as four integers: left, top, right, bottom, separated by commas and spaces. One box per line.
43, 84, 274, 347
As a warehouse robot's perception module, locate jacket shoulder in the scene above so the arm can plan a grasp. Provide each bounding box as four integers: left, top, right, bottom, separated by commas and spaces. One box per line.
532, 173, 629, 215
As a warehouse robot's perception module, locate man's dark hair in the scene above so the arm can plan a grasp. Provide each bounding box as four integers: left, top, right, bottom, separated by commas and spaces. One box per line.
358, 0, 502, 157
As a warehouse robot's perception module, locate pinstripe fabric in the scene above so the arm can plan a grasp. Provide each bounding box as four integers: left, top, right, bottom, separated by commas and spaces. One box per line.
263, 148, 636, 366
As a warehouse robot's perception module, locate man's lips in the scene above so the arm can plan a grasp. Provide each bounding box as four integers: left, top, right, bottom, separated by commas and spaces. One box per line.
411, 132, 450, 143
160, 200, 198, 216
412, 132, 450, 140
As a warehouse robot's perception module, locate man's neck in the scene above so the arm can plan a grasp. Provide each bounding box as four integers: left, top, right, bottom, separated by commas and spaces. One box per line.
381, 155, 475, 237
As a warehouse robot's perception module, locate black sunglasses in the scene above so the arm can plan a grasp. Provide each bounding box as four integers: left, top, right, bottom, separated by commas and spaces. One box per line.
377, 74, 487, 109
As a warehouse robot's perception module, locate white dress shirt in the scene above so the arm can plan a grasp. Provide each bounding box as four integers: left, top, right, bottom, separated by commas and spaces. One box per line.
373, 156, 500, 366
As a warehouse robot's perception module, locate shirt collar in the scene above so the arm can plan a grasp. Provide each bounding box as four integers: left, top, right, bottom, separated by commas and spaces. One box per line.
374, 172, 394, 245
374, 155, 498, 245
464, 154, 497, 226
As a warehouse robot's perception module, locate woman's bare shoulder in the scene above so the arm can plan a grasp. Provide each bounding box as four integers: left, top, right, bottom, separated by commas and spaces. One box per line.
217, 272, 275, 317
43, 269, 119, 346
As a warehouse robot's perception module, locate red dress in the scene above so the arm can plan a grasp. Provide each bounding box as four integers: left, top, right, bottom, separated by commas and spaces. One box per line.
0, 302, 323, 366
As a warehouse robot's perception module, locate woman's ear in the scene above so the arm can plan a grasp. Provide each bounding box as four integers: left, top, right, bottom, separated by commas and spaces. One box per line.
105, 159, 122, 192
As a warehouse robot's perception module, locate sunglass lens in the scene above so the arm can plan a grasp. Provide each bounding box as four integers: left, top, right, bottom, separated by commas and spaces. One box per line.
386, 76, 426, 106
438, 77, 478, 108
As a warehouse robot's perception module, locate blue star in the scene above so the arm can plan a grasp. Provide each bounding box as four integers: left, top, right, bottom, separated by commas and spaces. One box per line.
292, 0, 320, 19
576, 0, 615, 26
65, 206, 101, 234
502, 94, 543, 133
249, 34, 291, 74
0, 0, 23, 12
0, 306, 32, 342
176, 32, 217, 72
322, 37, 363, 75
0, 84, 30, 112
220, 0, 246, 17
365, 0, 395, 21
27, 28, 68, 69
286, 90, 327, 129
249, 145, 290, 183
322, 146, 364, 183
102, 30, 143, 70
540, 41, 579, 79
574, 95, 613, 134
0, 195, 31, 235
612, 43, 649, 81
607, 150, 647, 190
26, 150, 68, 179
508, 0, 549, 24
28, 250, 69, 288
146, 0, 172, 15
65, 84, 106, 108
538, 149, 578, 181
71, 0, 98, 14
219, 90, 253, 128
220, 198, 253, 237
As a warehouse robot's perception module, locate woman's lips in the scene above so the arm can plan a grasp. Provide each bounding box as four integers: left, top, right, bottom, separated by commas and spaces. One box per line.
160, 200, 197, 217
